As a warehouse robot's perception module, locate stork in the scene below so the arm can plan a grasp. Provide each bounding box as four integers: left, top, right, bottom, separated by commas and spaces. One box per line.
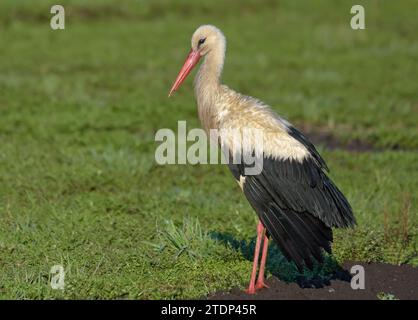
169, 25, 356, 294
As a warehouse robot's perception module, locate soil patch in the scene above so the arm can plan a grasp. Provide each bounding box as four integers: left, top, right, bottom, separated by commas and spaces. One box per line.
299, 125, 377, 152
208, 261, 418, 300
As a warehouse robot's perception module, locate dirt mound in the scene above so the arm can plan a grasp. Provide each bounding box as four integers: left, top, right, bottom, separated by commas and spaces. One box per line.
209, 261, 418, 300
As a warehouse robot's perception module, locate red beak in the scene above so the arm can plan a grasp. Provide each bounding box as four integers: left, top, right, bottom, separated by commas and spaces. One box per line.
168, 49, 201, 97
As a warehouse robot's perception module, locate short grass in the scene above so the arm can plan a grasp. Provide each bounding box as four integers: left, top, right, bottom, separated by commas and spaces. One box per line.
0, 0, 417, 299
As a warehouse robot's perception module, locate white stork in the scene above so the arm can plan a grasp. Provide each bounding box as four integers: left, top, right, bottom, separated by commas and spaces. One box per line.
169, 25, 356, 294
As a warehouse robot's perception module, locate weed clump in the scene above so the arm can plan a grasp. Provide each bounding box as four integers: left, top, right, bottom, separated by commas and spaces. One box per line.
146, 217, 232, 260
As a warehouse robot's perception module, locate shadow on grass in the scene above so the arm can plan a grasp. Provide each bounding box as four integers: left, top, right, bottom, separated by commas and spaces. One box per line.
210, 231, 351, 289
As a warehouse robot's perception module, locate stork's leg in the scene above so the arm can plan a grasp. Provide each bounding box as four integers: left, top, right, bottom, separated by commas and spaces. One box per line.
246, 221, 264, 294
255, 234, 269, 289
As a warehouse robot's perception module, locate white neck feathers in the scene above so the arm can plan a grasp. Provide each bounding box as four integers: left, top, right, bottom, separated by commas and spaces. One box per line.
194, 36, 226, 131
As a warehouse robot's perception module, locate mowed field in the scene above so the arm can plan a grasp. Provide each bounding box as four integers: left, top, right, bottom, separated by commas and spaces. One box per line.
0, 0, 417, 299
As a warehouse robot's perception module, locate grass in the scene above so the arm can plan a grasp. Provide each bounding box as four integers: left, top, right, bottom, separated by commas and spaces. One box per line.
377, 292, 399, 300
0, 0, 417, 299
145, 217, 223, 260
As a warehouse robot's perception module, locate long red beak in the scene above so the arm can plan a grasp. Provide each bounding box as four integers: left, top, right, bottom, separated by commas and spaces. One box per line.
168, 49, 201, 97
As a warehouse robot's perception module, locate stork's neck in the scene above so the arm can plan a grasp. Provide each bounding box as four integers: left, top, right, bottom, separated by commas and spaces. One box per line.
195, 49, 224, 91
194, 42, 225, 131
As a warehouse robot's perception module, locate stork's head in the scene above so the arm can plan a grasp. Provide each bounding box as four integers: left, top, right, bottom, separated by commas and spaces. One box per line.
169, 25, 226, 97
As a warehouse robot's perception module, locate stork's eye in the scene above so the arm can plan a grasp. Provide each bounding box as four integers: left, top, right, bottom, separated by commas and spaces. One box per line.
198, 38, 206, 47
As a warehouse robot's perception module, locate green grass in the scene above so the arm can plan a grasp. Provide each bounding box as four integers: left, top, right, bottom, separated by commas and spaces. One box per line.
0, 0, 417, 299
377, 292, 399, 300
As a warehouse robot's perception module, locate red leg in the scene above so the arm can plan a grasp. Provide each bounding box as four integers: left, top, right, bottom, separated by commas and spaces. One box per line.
246, 221, 264, 294
255, 234, 269, 290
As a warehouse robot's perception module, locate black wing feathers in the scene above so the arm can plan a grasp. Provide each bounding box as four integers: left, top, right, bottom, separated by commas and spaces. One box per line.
229, 153, 355, 271
244, 179, 333, 271
261, 157, 355, 228
261, 206, 333, 271
287, 126, 329, 171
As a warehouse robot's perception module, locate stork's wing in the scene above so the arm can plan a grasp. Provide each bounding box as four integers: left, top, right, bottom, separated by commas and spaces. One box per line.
227, 129, 355, 271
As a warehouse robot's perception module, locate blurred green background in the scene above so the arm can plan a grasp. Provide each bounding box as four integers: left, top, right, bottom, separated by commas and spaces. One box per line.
0, 0, 417, 299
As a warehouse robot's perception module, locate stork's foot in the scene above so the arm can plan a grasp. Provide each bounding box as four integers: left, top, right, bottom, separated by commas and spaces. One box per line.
255, 281, 269, 290
246, 280, 268, 294
246, 287, 256, 295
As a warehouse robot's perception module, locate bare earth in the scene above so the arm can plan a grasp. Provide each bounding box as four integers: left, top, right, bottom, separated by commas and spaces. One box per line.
209, 261, 418, 300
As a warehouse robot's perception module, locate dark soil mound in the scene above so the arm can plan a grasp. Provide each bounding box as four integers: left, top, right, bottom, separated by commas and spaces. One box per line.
209, 261, 418, 300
